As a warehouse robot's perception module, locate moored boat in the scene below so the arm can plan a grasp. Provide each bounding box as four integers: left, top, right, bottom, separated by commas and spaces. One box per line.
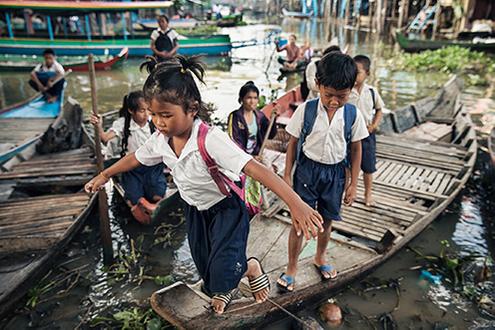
282, 8, 314, 19
150, 76, 477, 329
0, 47, 128, 72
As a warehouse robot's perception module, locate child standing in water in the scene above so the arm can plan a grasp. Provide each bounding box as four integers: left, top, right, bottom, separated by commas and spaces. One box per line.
90, 91, 167, 224
85, 55, 323, 314
349, 55, 384, 206
277, 52, 369, 292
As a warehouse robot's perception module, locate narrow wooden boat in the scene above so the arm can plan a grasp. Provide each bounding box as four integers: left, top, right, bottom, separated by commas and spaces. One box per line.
0, 98, 98, 317
282, 8, 314, 19
0, 83, 65, 165
150, 76, 477, 329
395, 31, 495, 53
489, 127, 495, 166
0, 48, 128, 72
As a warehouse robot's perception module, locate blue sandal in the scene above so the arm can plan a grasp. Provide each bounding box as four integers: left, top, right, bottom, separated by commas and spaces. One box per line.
277, 273, 295, 293
314, 264, 337, 281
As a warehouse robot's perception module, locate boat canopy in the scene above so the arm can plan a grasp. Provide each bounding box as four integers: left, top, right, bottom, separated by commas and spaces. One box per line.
0, 1, 173, 14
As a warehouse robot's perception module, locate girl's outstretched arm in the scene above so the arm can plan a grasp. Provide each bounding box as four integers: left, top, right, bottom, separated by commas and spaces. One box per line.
243, 159, 323, 240
84, 153, 141, 193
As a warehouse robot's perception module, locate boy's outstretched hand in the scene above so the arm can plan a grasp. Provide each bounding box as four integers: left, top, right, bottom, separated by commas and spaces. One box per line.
84, 174, 108, 194
289, 202, 323, 240
344, 184, 357, 206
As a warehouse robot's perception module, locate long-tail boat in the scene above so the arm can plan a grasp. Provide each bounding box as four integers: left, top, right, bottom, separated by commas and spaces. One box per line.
0, 1, 232, 57
150, 76, 477, 329
0, 97, 98, 317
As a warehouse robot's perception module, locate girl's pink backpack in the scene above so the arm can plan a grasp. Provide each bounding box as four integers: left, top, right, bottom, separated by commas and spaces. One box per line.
197, 122, 261, 216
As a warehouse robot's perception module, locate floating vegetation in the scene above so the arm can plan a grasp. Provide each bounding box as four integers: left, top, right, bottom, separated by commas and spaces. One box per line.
91, 306, 172, 330
391, 46, 495, 86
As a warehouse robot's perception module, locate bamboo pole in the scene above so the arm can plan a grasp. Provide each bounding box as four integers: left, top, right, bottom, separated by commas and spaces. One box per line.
376, 0, 383, 34
88, 54, 113, 265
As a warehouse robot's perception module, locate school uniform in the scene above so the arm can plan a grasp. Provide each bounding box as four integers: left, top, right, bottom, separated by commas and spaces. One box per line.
29, 60, 65, 96
150, 27, 179, 60
111, 117, 166, 205
135, 119, 253, 295
349, 84, 385, 174
227, 107, 277, 155
286, 99, 368, 221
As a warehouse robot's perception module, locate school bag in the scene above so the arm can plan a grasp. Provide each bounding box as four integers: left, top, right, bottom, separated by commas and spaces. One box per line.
295, 98, 357, 165
197, 122, 261, 216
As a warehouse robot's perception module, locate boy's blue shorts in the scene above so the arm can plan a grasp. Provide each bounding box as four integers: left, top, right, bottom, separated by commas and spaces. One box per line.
361, 133, 377, 174
294, 153, 346, 221
185, 193, 249, 295
121, 163, 167, 205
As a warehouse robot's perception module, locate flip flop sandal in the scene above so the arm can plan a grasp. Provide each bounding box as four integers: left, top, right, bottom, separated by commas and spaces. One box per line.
247, 257, 270, 300
211, 290, 235, 314
314, 264, 338, 281
276, 272, 295, 293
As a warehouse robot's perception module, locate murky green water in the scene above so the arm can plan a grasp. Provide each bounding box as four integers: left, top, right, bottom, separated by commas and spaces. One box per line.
1, 19, 494, 329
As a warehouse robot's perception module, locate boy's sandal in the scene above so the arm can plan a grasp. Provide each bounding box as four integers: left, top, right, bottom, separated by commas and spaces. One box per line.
247, 257, 270, 299
211, 290, 235, 314
313, 263, 338, 281
276, 273, 295, 293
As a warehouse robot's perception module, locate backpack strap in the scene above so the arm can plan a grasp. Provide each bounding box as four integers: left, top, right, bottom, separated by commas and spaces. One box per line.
343, 103, 357, 145
369, 87, 376, 110
296, 98, 319, 163
197, 122, 243, 198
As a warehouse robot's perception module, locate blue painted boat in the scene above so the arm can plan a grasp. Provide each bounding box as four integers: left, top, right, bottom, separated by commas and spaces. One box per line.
0, 87, 65, 164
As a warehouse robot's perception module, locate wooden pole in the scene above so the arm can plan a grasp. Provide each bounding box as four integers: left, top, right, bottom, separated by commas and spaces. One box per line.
376, 0, 383, 34
88, 54, 113, 265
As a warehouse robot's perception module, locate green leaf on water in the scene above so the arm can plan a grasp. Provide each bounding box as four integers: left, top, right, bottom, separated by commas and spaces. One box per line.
146, 318, 162, 330
154, 275, 174, 286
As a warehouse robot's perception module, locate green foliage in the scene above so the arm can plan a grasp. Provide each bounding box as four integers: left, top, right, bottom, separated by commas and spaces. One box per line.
393, 46, 495, 85
91, 307, 169, 330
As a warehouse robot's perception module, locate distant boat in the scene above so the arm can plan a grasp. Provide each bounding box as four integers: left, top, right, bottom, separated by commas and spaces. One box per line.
0, 1, 232, 57
395, 30, 495, 53
282, 8, 314, 19
0, 47, 128, 72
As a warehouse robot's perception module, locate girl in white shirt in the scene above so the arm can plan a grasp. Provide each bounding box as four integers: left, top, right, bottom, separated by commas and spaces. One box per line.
85, 55, 323, 315
90, 91, 167, 224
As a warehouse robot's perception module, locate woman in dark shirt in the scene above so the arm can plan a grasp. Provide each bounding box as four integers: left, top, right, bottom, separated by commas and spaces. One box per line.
227, 81, 277, 156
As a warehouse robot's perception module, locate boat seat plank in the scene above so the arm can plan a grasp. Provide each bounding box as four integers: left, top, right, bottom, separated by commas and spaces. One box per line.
246, 215, 288, 262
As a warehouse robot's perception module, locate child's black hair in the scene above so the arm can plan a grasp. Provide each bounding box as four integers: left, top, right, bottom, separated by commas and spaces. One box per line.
322, 45, 341, 56
316, 52, 357, 90
119, 90, 146, 157
157, 14, 169, 23
43, 48, 55, 56
354, 55, 371, 74
140, 55, 209, 121
238, 81, 259, 103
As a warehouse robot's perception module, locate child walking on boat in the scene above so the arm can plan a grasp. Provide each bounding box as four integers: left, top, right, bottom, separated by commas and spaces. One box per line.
90, 91, 167, 224
277, 52, 369, 292
85, 55, 323, 314
349, 55, 384, 207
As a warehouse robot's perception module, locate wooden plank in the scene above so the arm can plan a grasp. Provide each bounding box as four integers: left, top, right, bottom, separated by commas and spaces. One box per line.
341, 209, 407, 232
376, 162, 398, 181
0, 207, 82, 225
0, 167, 96, 179
246, 215, 289, 262
388, 164, 409, 186
0, 203, 86, 219
0, 235, 61, 253
0, 193, 87, 207
0, 220, 72, 237
412, 169, 431, 191
402, 167, 424, 190
436, 174, 452, 195
428, 172, 445, 193
378, 143, 465, 164
381, 163, 405, 184
332, 222, 382, 241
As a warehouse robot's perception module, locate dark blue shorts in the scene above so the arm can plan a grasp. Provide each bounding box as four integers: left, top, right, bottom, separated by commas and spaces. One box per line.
294, 153, 346, 221
361, 133, 377, 174
121, 163, 167, 205
185, 194, 249, 295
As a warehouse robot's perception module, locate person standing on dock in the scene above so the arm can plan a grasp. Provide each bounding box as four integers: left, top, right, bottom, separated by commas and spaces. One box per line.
150, 15, 179, 62
277, 52, 369, 292
29, 48, 65, 103
349, 55, 384, 207
84, 55, 324, 315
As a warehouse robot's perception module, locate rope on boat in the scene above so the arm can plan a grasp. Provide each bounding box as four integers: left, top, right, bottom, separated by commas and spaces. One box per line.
266, 297, 314, 328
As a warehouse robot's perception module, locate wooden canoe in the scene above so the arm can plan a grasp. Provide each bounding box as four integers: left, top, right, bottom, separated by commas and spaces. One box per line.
0, 98, 98, 317
395, 31, 495, 53
282, 8, 314, 18
0, 47, 128, 72
150, 76, 477, 329
0, 82, 66, 165
489, 127, 495, 166
82, 112, 180, 223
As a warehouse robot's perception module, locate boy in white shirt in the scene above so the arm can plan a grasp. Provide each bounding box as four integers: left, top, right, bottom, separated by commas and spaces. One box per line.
29, 48, 65, 103
349, 55, 384, 206
278, 52, 369, 292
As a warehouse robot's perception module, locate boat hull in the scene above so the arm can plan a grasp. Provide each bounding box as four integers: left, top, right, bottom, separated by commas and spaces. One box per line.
0, 36, 232, 57
396, 31, 495, 53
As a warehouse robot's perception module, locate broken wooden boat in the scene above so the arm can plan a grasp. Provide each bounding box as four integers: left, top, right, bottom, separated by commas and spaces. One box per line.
0, 98, 98, 317
150, 76, 477, 329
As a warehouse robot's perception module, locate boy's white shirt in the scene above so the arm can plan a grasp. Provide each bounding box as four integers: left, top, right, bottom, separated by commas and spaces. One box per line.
33, 60, 65, 75
305, 59, 319, 99
109, 117, 153, 154
286, 99, 369, 165
349, 83, 385, 125
150, 28, 179, 42
135, 119, 252, 210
